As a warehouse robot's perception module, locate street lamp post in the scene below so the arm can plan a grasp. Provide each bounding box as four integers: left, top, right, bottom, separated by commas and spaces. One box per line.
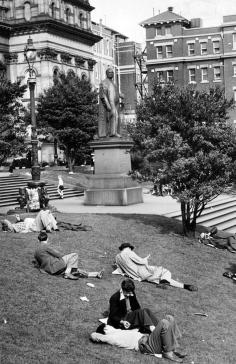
24, 36, 40, 181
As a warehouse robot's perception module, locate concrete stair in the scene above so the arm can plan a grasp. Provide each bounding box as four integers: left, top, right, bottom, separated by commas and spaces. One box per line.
0, 175, 84, 208
164, 195, 236, 233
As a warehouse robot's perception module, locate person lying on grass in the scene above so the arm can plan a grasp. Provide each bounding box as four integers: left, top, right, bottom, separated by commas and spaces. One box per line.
107, 279, 158, 332
1, 209, 58, 233
115, 243, 198, 291
91, 316, 185, 363
199, 226, 236, 253
34, 231, 104, 280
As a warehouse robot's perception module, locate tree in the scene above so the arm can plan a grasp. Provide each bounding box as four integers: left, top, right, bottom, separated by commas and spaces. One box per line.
36, 71, 98, 170
0, 76, 27, 165
129, 82, 236, 235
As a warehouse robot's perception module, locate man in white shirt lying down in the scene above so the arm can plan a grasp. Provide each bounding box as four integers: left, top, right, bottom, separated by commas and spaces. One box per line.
90, 315, 186, 363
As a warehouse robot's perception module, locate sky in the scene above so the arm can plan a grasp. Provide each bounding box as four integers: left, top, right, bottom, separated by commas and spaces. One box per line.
90, 0, 236, 44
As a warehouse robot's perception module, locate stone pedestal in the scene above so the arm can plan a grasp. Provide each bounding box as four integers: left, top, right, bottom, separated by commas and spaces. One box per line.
84, 138, 143, 206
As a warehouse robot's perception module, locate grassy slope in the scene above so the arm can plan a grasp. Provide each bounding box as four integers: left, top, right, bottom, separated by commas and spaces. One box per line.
0, 212, 235, 364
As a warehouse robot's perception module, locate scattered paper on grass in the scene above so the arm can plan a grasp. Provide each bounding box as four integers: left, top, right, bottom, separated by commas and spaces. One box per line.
87, 283, 95, 288
80, 296, 89, 302
194, 313, 208, 317
3, 318, 7, 324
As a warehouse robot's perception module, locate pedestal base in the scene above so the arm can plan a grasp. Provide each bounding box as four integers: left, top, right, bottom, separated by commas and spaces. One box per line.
84, 138, 143, 206
84, 186, 143, 206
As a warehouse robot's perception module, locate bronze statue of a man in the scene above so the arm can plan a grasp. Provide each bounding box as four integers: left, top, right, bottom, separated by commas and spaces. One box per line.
98, 67, 123, 138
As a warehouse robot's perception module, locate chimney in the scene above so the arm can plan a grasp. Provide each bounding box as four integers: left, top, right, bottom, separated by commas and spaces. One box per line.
168, 7, 173, 12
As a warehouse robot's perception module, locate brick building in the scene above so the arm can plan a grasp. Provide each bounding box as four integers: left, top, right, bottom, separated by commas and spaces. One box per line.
140, 6, 236, 125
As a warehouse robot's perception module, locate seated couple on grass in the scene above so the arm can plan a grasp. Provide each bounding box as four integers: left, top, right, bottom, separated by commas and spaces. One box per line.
34, 231, 104, 281
91, 279, 185, 363
114, 243, 197, 291
199, 226, 236, 253
1, 209, 58, 233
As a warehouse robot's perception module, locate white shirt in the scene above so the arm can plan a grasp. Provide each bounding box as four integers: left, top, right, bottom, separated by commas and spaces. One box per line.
91, 325, 143, 351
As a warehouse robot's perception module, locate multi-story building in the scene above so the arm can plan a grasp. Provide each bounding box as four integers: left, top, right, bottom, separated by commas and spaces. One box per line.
140, 6, 236, 125
0, 0, 101, 102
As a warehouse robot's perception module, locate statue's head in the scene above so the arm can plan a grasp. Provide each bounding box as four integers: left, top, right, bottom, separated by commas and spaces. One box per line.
106, 67, 114, 79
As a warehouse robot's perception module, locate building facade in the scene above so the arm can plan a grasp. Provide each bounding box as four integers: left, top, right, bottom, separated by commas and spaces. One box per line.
140, 7, 236, 125
0, 0, 101, 102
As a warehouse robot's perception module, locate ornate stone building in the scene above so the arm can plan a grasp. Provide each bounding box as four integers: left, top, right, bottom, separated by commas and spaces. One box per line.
0, 0, 101, 101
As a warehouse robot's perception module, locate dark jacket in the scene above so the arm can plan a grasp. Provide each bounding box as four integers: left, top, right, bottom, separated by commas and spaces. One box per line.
34, 244, 66, 275
107, 290, 141, 328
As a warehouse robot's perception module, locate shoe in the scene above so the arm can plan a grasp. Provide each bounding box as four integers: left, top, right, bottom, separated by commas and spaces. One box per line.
72, 271, 88, 278
163, 352, 183, 363
97, 269, 104, 279
174, 351, 187, 358
185, 284, 198, 292
64, 273, 78, 280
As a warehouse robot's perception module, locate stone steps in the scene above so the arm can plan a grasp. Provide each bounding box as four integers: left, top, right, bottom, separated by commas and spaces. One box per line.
0, 175, 84, 208
164, 195, 236, 233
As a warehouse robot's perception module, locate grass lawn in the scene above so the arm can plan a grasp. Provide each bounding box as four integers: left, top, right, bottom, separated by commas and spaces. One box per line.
0, 212, 235, 364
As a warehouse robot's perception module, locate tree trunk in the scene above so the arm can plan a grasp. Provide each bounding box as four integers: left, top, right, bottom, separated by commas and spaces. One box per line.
181, 201, 196, 236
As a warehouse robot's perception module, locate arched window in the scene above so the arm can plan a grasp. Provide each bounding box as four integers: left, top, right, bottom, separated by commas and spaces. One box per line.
24, 1, 31, 21
65, 8, 70, 23
81, 73, 87, 80
51, 2, 55, 18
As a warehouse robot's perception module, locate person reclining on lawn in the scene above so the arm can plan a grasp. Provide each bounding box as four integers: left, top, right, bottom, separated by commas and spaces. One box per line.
91, 317, 185, 363
34, 231, 104, 280
199, 227, 236, 253
115, 243, 197, 291
1, 209, 58, 233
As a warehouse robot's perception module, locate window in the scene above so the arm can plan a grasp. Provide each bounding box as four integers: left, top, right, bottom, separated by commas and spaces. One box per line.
189, 69, 196, 83
65, 8, 70, 23
165, 26, 171, 36
51, 2, 55, 18
167, 70, 173, 83
188, 43, 195, 56
166, 45, 173, 58
24, 1, 31, 21
156, 71, 164, 81
233, 34, 236, 49
213, 41, 220, 54
201, 68, 208, 82
233, 65, 236, 77
201, 42, 207, 55
213, 66, 221, 81
79, 12, 83, 27
53, 68, 59, 79
234, 91, 236, 105
157, 46, 163, 59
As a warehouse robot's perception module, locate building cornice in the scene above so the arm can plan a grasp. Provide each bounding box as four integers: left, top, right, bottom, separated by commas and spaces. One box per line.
146, 53, 234, 65
66, 0, 94, 11
10, 18, 102, 46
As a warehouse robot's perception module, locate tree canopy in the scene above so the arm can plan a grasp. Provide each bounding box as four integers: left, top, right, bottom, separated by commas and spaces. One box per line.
129, 83, 236, 234
36, 71, 98, 169
0, 77, 27, 165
